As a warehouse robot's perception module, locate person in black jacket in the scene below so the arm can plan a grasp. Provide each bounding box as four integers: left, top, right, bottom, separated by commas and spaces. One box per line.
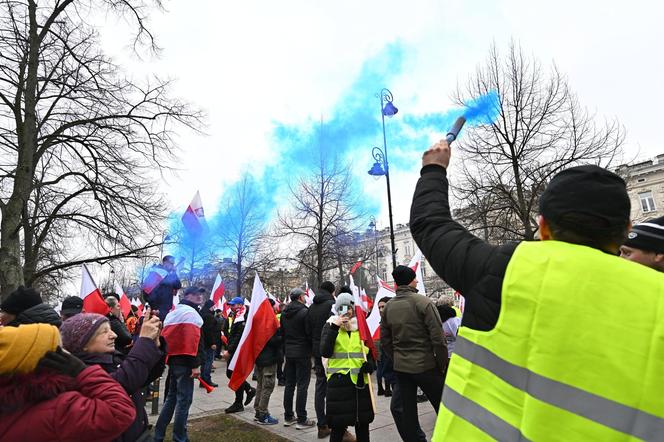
253, 299, 282, 425
200, 299, 218, 387
320, 293, 375, 442
306, 281, 335, 438
224, 297, 256, 413
281, 288, 315, 429
0, 286, 62, 328
145, 256, 182, 322
105, 295, 133, 354
213, 309, 224, 359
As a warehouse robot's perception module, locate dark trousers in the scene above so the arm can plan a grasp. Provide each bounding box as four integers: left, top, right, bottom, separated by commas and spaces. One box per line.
201, 348, 214, 383
390, 380, 427, 442
276, 355, 284, 381
313, 357, 327, 427
376, 357, 386, 388
330, 423, 370, 442
154, 365, 194, 442
226, 368, 251, 404
395, 369, 444, 442
283, 357, 312, 422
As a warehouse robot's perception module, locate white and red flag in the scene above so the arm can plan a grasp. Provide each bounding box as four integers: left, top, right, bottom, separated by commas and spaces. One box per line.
80, 264, 110, 315
161, 303, 204, 357
267, 292, 281, 312
228, 273, 279, 391
114, 281, 132, 318
304, 282, 315, 307
350, 260, 363, 274
367, 276, 396, 339
349, 275, 377, 360
408, 249, 427, 296
181, 191, 207, 237
211, 273, 225, 306
142, 265, 168, 295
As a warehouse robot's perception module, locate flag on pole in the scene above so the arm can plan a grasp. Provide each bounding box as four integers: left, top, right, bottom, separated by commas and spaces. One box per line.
366, 276, 396, 339
267, 292, 281, 312
211, 273, 225, 305
228, 273, 280, 391
408, 249, 427, 296
304, 282, 314, 307
181, 191, 207, 237
349, 275, 377, 360
80, 265, 110, 315
142, 265, 168, 295
114, 281, 132, 318
350, 260, 363, 274
161, 303, 204, 357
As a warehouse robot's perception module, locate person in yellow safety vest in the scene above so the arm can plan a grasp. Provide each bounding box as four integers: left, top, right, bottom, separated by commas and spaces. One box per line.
410, 138, 664, 441
620, 216, 664, 272
320, 293, 375, 442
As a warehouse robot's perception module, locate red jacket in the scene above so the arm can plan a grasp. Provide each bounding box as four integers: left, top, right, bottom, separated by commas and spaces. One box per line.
0, 365, 136, 442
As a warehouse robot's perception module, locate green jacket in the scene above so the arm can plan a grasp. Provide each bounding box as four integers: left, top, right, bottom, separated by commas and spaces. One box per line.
380, 285, 446, 374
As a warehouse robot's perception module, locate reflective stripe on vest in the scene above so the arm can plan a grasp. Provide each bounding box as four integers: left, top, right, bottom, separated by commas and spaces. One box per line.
434, 240, 664, 441
326, 328, 367, 384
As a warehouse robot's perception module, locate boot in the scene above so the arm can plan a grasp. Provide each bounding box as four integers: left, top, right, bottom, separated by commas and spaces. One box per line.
342, 431, 357, 442
317, 425, 332, 438
377, 383, 385, 396
384, 383, 392, 397
225, 402, 244, 413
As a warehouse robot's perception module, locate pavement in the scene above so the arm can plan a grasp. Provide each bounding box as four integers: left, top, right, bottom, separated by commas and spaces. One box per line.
149, 361, 438, 441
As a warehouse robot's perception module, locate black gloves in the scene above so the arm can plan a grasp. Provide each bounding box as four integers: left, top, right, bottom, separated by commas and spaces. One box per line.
36, 347, 87, 378
359, 360, 375, 375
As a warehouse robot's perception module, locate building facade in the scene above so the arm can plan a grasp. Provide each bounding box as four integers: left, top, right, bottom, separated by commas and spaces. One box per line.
616, 154, 664, 223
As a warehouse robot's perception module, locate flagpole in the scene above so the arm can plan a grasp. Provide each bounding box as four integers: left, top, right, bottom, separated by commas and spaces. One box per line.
190, 239, 196, 285
360, 334, 377, 413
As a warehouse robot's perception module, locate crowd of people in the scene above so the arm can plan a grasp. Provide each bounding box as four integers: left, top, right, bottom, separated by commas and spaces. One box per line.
1, 137, 663, 441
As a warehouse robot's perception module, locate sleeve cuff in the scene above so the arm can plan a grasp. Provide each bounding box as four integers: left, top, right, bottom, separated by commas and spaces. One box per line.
420, 164, 447, 176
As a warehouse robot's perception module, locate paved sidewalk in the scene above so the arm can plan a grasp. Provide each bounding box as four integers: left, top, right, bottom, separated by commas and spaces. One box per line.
149, 362, 437, 441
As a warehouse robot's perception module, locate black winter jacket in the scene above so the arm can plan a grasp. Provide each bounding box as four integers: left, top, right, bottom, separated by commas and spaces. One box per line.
255, 326, 282, 367
200, 308, 217, 348
107, 314, 133, 353
145, 267, 182, 322
410, 165, 518, 331
280, 301, 311, 359
227, 310, 247, 356
320, 320, 375, 427
8, 303, 62, 328
306, 289, 334, 358
76, 337, 166, 442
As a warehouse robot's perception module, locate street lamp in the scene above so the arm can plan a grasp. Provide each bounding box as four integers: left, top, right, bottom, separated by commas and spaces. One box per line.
367, 88, 398, 271
368, 217, 380, 278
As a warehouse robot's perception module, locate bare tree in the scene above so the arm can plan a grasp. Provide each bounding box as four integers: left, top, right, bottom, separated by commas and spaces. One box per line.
277, 156, 365, 289
0, 0, 201, 298
452, 42, 624, 241
214, 174, 274, 296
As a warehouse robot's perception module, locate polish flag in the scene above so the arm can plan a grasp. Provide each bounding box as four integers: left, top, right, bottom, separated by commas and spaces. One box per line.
114, 281, 132, 318
161, 303, 204, 357
304, 282, 314, 307
131, 297, 142, 307
219, 298, 231, 318
408, 250, 427, 296
181, 191, 207, 237
360, 287, 370, 311
211, 273, 225, 306
80, 265, 110, 315
142, 265, 168, 295
171, 293, 180, 311
349, 275, 377, 360
228, 273, 279, 391
350, 260, 362, 274
367, 276, 396, 339
267, 292, 281, 312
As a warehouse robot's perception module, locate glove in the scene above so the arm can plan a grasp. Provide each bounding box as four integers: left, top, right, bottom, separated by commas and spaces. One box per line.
359, 361, 375, 375
36, 347, 87, 378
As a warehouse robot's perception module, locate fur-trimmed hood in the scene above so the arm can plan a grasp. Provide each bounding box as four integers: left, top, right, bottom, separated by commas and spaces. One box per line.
0, 370, 77, 415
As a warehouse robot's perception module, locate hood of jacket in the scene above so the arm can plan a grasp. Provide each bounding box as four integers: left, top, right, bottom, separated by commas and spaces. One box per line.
282, 300, 307, 319
8, 303, 62, 328
0, 370, 77, 415
313, 290, 334, 305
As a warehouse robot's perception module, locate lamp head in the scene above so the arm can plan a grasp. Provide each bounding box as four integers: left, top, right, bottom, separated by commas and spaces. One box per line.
382, 101, 398, 117
368, 161, 386, 176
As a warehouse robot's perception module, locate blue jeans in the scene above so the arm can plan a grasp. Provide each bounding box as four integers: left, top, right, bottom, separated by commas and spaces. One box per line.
153, 365, 194, 442
201, 348, 214, 383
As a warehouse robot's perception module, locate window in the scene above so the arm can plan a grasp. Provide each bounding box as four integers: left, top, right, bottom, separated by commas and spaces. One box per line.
639, 191, 656, 213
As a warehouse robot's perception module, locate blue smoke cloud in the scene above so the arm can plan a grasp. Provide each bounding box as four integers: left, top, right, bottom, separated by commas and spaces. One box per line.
164, 41, 500, 268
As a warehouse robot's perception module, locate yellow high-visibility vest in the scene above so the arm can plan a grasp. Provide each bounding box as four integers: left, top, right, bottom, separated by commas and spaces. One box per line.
434, 240, 664, 441
326, 328, 368, 385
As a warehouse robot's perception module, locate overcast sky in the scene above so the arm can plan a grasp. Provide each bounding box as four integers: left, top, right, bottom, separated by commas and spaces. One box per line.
97, 0, 664, 229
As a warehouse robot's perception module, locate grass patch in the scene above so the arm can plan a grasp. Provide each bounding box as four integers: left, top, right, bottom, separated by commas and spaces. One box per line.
165, 412, 289, 442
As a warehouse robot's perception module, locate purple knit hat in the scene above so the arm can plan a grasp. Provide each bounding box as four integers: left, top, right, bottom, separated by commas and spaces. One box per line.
60, 313, 109, 354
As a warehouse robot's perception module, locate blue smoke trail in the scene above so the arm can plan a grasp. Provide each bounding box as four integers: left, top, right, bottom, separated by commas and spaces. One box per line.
161, 41, 501, 272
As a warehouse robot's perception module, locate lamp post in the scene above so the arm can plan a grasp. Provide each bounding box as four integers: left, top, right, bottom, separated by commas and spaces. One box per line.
367, 88, 398, 271
368, 217, 380, 278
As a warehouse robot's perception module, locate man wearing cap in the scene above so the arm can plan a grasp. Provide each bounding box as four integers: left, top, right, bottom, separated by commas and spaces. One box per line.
381, 265, 446, 442
60, 296, 84, 321
620, 216, 664, 272
0, 286, 61, 328
410, 139, 664, 441
223, 296, 256, 413
154, 286, 206, 442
